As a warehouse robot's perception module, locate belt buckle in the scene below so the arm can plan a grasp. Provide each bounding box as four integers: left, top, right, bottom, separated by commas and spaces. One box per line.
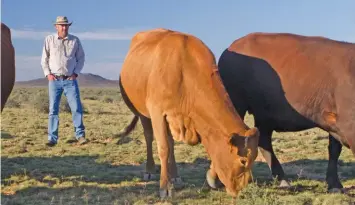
55, 75, 67, 80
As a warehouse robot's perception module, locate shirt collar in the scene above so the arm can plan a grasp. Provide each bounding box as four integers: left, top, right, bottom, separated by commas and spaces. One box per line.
56, 33, 70, 40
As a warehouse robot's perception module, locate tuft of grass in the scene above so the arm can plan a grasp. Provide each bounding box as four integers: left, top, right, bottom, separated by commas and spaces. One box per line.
30, 92, 50, 113
83, 96, 99, 100
4, 98, 21, 108
237, 182, 281, 205
102, 96, 114, 103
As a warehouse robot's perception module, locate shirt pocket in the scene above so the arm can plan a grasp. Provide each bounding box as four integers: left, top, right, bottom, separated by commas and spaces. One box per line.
50, 42, 60, 55
65, 42, 76, 57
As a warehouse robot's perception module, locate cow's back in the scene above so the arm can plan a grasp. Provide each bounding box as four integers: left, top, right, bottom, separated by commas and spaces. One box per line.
120, 28, 204, 117
1, 23, 15, 111
228, 33, 354, 89
219, 32, 355, 135
120, 29, 215, 117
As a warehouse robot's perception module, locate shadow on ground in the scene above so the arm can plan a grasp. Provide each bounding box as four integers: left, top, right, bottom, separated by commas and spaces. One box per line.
1, 155, 354, 204
2, 155, 354, 187
0, 155, 215, 205
251, 158, 355, 198
1, 132, 15, 139
252, 159, 355, 182
2, 155, 153, 185
1, 184, 190, 205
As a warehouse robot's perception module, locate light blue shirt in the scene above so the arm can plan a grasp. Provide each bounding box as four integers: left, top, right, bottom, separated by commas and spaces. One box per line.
41, 33, 85, 77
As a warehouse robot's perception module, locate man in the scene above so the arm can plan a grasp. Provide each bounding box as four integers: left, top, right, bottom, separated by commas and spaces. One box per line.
41, 16, 87, 147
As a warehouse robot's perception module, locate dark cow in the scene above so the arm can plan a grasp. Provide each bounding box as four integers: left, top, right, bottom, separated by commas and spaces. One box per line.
217, 32, 355, 193
1, 23, 15, 112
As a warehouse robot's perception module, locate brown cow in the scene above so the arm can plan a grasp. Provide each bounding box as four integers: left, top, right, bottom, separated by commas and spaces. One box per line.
217, 32, 355, 193
1, 23, 15, 112
118, 28, 260, 198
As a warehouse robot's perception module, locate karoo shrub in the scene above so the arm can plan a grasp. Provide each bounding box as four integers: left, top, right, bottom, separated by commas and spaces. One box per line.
30, 93, 88, 114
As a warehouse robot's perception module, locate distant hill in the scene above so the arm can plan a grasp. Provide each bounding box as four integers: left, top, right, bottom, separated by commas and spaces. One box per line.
15, 73, 119, 88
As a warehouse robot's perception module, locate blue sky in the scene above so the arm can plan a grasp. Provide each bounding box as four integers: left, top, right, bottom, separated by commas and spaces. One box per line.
2, 0, 355, 81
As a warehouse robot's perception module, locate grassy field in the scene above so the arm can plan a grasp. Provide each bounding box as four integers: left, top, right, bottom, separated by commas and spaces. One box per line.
1, 87, 355, 205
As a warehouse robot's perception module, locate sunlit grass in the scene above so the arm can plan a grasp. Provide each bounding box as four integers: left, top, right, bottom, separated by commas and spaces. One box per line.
1, 87, 354, 205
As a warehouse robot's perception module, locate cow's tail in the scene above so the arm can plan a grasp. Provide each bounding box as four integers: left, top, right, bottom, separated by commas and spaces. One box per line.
116, 76, 141, 144
116, 115, 139, 143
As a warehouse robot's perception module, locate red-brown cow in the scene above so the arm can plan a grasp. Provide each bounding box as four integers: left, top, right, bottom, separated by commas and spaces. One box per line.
218, 32, 355, 193
1, 22, 15, 112
118, 28, 260, 198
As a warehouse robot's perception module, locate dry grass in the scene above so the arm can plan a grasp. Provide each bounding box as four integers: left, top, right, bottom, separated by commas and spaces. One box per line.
1, 87, 355, 205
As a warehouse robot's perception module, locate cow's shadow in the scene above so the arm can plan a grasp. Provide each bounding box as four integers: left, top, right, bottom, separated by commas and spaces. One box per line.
1, 131, 15, 139
1, 183, 183, 205
1, 154, 355, 205
1, 155, 354, 202
0, 155, 214, 189
2, 155, 353, 186
1, 155, 152, 186
252, 158, 355, 181
0, 155, 214, 205
251, 158, 355, 197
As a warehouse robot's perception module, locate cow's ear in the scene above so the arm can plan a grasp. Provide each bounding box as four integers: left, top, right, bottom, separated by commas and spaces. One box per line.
230, 127, 259, 145
244, 127, 260, 154
229, 127, 260, 156
245, 127, 259, 138
229, 134, 248, 156
229, 134, 247, 148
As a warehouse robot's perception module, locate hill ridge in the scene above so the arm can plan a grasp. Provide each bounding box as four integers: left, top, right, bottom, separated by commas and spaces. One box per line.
15, 73, 119, 88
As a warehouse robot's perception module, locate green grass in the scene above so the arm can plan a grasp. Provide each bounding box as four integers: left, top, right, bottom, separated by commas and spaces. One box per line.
1, 87, 355, 205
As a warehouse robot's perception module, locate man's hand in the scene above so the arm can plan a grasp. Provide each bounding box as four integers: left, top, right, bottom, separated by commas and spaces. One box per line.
68, 73, 77, 80
47, 74, 56, 81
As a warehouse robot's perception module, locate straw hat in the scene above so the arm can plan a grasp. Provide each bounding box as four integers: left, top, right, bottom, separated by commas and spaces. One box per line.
53, 16, 72, 26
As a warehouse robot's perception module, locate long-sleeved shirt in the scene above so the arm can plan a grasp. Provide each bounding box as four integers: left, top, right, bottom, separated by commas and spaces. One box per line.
41, 33, 85, 77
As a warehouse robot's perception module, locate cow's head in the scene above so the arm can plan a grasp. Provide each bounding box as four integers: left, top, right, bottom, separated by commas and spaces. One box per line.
203, 127, 259, 196
177, 35, 260, 196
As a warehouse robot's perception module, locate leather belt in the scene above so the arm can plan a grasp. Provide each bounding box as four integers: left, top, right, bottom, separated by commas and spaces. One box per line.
55, 75, 70, 80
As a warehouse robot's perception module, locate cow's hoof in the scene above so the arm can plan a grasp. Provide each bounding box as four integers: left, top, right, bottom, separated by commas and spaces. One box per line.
171, 177, 183, 184
206, 169, 223, 189
168, 187, 175, 198
328, 188, 344, 194
143, 173, 157, 181
159, 188, 174, 199
171, 177, 184, 189
279, 180, 291, 188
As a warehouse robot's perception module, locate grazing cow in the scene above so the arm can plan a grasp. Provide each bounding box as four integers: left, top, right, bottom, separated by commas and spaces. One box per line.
1, 23, 16, 112
217, 32, 355, 193
118, 28, 260, 198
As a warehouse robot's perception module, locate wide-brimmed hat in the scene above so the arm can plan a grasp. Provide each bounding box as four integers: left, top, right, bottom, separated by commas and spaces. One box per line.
53, 16, 72, 26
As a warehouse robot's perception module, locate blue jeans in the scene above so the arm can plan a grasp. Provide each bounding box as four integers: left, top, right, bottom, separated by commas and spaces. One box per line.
48, 78, 85, 143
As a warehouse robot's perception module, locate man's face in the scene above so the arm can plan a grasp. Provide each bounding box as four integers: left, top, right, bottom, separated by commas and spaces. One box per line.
55, 24, 69, 37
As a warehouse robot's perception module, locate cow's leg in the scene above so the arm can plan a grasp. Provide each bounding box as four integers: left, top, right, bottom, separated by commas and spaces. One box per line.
257, 125, 290, 187
149, 106, 174, 198
139, 116, 158, 181
206, 162, 224, 189
326, 135, 343, 193
167, 132, 184, 189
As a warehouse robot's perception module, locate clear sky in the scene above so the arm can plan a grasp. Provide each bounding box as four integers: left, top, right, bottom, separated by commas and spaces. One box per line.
2, 0, 355, 81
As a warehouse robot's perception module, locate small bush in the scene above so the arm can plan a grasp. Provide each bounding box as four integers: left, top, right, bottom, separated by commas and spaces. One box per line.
237, 182, 281, 205
102, 96, 114, 103
83, 96, 99, 100
30, 94, 88, 114
4, 98, 21, 108
59, 97, 89, 114
60, 99, 71, 113
30, 93, 49, 113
